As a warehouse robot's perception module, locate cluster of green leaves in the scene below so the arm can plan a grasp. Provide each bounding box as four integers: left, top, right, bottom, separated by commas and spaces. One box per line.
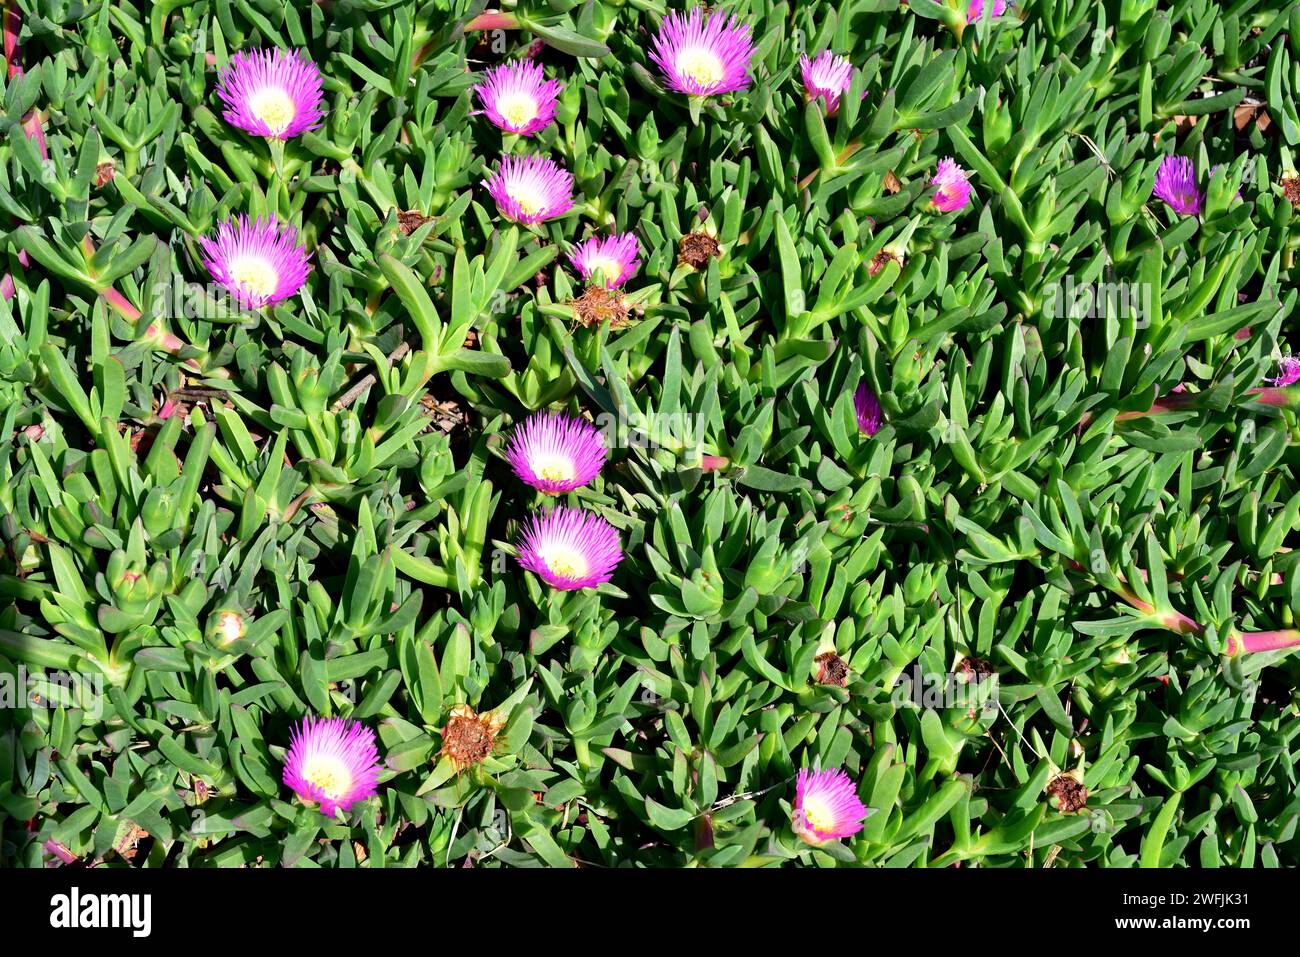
1, 0, 1299, 868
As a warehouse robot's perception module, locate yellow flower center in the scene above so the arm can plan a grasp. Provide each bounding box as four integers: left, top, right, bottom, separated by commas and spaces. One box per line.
543, 544, 590, 580
248, 86, 297, 135
509, 182, 549, 218
801, 794, 835, 832
676, 47, 725, 88
589, 256, 623, 284
534, 452, 577, 484
301, 754, 352, 801
496, 90, 539, 130
228, 256, 280, 301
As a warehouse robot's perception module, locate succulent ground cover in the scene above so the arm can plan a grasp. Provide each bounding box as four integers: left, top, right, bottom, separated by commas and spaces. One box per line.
0, 0, 1299, 870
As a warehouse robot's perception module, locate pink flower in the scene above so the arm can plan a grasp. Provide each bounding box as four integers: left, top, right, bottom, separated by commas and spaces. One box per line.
567, 233, 641, 289
483, 154, 575, 225
792, 767, 869, 844
282, 716, 381, 818
649, 7, 755, 98
215, 48, 324, 140
515, 506, 623, 591
1152, 155, 1204, 216
800, 50, 853, 114
854, 383, 882, 436
198, 215, 311, 310
504, 410, 608, 494
1269, 355, 1300, 387
930, 157, 972, 212
967, 0, 1008, 23
473, 60, 564, 136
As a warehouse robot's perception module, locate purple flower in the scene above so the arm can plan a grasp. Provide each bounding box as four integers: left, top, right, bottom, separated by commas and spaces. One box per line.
1152, 155, 1204, 216
198, 215, 311, 310
930, 157, 972, 212
792, 767, 868, 845
800, 50, 854, 114
483, 154, 575, 225
515, 506, 623, 591
967, 0, 1008, 22
215, 49, 324, 140
649, 7, 755, 98
504, 410, 608, 494
567, 233, 641, 289
473, 60, 564, 136
1269, 355, 1300, 387
854, 383, 882, 436
282, 716, 381, 818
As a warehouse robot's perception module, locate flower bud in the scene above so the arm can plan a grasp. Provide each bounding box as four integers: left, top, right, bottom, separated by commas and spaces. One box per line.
637, 113, 661, 163
207, 609, 246, 649
141, 487, 177, 538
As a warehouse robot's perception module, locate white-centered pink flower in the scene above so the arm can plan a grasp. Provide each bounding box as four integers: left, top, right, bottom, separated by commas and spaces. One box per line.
473, 60, 564, 136
282, 716, 381, 818
504, 410, 608, 494
215, 48, 324, 140
198, 215, 311, 309
649, 7, 755, 98
567, 233, 640, 289
792, 767, 868, 845
483, 154, 576, 225
514, 506, 623, 591
800, 50, 854, 114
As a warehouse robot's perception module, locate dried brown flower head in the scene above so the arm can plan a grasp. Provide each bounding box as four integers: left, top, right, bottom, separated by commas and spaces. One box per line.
440, 704, 505, 771
678, 232, 721, 269
1282, 176, 1300, 210
571, 285, 630, 328
419, 393, 468, 436
398, 209, 433, 235
1045, 772, 1088, 814
868, 249, 902, 277
814, 652, 849, 688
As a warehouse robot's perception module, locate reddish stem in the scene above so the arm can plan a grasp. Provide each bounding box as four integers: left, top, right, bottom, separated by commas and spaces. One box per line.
1, 2, 45, 301
1077, 389, 1199, 430
90, 248, 197, 365
464, 11, 517, 30
1114, 390, 1198, 421
43, 839, 78, 866
22, 110, 47, 158
100, 286, 191, 358
1226, 629, 1300, 656
4, 1, 20, 78
1071, 561, 1296, 657
99, 286, 140, 322
1110, 582, 1204, 636
1247, 385, 1299, 408
1077, 380, 1300, 430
